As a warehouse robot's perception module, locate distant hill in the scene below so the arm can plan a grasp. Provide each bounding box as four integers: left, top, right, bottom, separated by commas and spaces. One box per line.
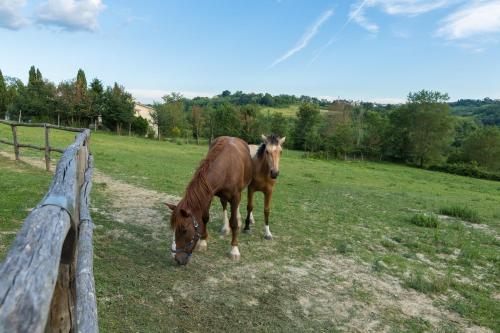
449, 99, 500, 126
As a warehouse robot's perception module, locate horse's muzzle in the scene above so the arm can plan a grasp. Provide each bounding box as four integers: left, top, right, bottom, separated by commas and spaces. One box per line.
174, 252, 190, 265
270, 170, 279, 179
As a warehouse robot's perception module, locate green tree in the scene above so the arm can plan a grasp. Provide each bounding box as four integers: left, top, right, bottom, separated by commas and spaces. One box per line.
361, 110, 388, 160
89, 78, 104, 129
0, 69, 6, 119
268, 112, 290, 138
190, 105, 204, 144
74, 69, 90, 125
462, 127, 500, 171
102, 83, 134, 133
293, 103, 321, 151
387, 90, 455, 167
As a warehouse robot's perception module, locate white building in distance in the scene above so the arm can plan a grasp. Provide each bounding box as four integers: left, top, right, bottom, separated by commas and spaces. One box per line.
134, 102, 157, 137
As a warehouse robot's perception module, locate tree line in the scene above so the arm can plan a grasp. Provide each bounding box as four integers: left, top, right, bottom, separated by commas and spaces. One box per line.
0, 66, 148, 135
152, 90, 499, 179
1, 67, 498, 179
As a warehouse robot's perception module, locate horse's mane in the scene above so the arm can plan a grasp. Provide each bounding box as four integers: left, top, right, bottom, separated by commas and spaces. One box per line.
256, 134, 280, 158
172, 138, 226, 228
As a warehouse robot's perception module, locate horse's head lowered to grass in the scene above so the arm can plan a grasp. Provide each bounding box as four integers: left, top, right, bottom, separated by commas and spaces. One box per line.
258, 134, 286, 179
165, 202, 200, 265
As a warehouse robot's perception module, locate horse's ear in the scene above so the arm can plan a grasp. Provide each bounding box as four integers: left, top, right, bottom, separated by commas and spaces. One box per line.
180, 208, 191, 218
165, 202, 176, 211
279, 136, 286, 146
261, 134, 267, 143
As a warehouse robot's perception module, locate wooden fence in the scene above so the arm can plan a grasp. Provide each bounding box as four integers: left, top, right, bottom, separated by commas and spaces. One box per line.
0, 120, 85, 171
0, 126, 98, 333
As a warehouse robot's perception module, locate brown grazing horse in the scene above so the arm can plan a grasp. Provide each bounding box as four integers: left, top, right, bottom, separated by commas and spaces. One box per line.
221, 134, 285, 239
166, 136, 253, 265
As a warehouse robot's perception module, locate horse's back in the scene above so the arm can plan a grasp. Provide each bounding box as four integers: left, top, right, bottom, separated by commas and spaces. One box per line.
208, 137, 253, 194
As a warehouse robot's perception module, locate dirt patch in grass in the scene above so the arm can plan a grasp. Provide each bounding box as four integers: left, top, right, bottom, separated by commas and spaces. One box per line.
284, 256, 491, 332
93, 171, 179, 229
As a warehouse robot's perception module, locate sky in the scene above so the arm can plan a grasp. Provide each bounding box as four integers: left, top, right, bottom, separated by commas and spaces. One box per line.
1, 0, 500, 104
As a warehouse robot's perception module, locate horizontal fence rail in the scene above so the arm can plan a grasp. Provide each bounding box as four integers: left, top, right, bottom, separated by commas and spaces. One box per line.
0, 127, 98, 333
0, 120, 85, 171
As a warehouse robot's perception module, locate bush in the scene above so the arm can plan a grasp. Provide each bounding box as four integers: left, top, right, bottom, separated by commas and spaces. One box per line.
439, 205, 481, 223
410, 213, 439, 228
131, 116, 149, 136
428, 162, 500, 181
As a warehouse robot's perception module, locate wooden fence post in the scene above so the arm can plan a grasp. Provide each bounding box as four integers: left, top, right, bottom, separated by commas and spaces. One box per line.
45, 124, 51, 171
11, 124, 20, 160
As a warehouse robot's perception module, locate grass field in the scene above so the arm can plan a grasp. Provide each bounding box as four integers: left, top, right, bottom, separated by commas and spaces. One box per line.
1, 124, 499, 332
260, 104, 330, 117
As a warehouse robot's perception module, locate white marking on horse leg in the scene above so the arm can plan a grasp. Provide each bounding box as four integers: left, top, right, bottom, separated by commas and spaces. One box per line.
264, 225, 273, 240
220, 208, 230, 235
170, 234, 176, 258
237, 205, 242, 228
249, 211, 255, 224
196, 239, 207, 251
229, 246, 241, 260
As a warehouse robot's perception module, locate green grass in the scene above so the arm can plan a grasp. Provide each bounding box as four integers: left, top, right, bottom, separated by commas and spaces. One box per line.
439, 205, 482, 223
0, 156, 52, 259
1, 124, 499, 332
410, 213, 440, 228
260, 104, 330, 117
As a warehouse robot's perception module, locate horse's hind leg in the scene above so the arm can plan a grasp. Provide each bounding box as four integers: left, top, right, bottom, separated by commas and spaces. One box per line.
244, 187, 255, 233
220, 198, 230, 235
229, 194, 241, 260
263, 190, 273, 240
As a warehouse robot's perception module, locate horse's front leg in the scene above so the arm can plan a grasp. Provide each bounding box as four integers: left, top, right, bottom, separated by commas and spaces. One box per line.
263, 190, 273, 240
229, 194, 242, 260
244, 187, 255, 234
196, 211, 210, 252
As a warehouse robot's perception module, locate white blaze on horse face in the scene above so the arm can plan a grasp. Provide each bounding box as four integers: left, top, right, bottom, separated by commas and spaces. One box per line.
266, 144, 282, 174
171, 234, 176, 258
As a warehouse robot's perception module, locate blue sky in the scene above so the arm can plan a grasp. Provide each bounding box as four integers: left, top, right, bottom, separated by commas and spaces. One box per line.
1, 0, 500, 103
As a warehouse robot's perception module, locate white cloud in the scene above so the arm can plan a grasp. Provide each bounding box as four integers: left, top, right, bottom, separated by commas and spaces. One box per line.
269, 9, 333, 68
350, 0, 452, 33
36, 0, 105, 32
0, 0, 28, 30
129, 89, 216, 104
437, 1, 500, 40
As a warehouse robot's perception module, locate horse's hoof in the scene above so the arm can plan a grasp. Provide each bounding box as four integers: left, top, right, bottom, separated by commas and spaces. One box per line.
229, 246, 240, 260
264, 234, 273, 240
229, 253, 241, 260
243, 228, 251, 234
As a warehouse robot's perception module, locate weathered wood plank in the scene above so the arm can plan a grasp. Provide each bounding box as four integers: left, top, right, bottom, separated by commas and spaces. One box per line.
11, 125, 19, 160
0, 206, 72, 333
0, 138, 14, 146
0, 129, 96, 333
44, 125, 50, 171
0, 139, 64, 154
76, 155, 98, 333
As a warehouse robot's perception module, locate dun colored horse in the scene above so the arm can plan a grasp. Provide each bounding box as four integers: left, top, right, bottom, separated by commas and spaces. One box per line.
166, 136, 253, 265
220, 134, 285, 239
